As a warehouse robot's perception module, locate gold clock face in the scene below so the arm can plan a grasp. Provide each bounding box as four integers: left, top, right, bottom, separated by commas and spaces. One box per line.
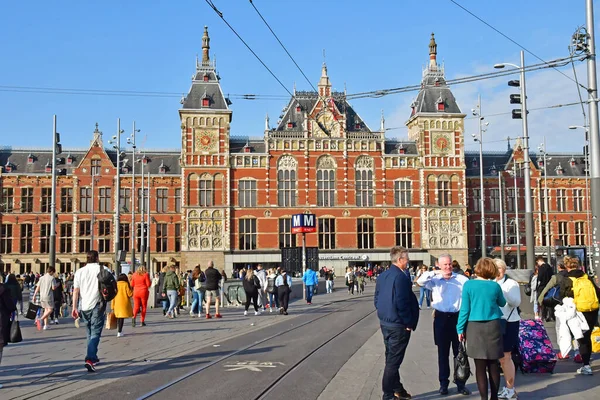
315, 111, 340, 137
433, 133, 451, 153
195, 130, 217, 153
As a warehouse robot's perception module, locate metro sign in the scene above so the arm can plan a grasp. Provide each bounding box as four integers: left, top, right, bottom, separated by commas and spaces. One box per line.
291, 213, 317, 234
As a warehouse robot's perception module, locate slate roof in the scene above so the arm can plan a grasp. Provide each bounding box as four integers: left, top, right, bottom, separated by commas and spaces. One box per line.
383, 140, 418, 155
411, 75, 462, 116
229, 137, 267, 154
465, 151, 588, 178
0, 148, 181, 176
274, 91, 371, 133
181, 64, 230, 111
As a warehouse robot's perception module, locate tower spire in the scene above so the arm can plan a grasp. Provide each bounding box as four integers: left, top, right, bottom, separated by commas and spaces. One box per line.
202, 26, 211, 65
429, 33, 438, 69
380, 110, 385, 132
318, 62, 331, 96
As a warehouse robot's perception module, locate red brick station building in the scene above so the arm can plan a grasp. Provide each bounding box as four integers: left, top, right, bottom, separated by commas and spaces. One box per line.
0, 30, 592, 275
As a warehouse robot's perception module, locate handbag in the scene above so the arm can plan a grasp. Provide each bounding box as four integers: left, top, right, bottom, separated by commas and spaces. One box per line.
9, 316, 23, 343
524, 282, 532, 296
25, 302, 41, 320
542, 286, 561, 307
105, 311, 117, 330
454, 342, 471, 383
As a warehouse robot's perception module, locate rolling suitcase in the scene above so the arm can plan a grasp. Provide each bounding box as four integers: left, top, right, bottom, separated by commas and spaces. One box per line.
516, 319, 557, 373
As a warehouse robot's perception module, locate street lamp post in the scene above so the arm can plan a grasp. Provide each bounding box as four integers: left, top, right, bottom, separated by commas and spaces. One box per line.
495, 51, 535, 270
139, 158, 145, 266
510, 163, 522, 269
538, 139, 552, 263
49, 115, 62, 267
472, 94, 488, 258
108, 119, 125, 274
499, 170, 506, 261
146, 171, 151, 272
127, 122, 139, 268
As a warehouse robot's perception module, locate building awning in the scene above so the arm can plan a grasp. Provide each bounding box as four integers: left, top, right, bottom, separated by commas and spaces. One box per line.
490, 246, 527, 256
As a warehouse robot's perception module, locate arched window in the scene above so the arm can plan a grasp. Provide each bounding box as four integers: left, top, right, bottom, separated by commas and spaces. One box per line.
355, 156, 374, 207
277, 156, 297, 206
317, 155, 336, 207
199, 174, 213, 207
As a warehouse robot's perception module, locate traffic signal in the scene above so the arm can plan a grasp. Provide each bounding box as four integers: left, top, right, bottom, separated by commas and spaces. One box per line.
510, 94, 521, 104
55, 132, 62, 155
507, 80, 528, 119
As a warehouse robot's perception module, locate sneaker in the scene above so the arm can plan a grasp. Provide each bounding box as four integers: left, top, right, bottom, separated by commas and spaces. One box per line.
254, 311, 259, 316
502, 387, 517, 399
577, 365, 593, 375
269, 308, 273, 313
244, 311, 248, 316
215, 314, 222, 318
117, 332, 123, 338
206, 314, 212, 319
85, 360, 96, 373
35, 319, 41, 331
498, 387, 508, 399
132, 319, 136, 327
189, 310, 194, 317
394, 389, 412, 399
54, 319, 59, 325
574, 354, 583, 363
557, 352, 570, 360
0, 383, 3, 389
43, 325, 49, 331
141, 322, 147, 327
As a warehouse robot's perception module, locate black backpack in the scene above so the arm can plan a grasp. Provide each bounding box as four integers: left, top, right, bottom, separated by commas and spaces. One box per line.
97, 267, 118, 302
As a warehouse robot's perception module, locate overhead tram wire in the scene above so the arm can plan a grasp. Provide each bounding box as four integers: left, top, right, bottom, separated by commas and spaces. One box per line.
205, 0, 297, 102
248, 0, 318, 93
448, 0, 587, 90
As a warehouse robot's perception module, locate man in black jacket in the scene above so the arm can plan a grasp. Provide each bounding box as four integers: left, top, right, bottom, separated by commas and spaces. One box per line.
535, 256, 554, 321
374, 246, 419, 400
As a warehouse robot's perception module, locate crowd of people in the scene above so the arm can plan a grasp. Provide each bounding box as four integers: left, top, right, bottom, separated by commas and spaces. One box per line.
375, 247, 600, 400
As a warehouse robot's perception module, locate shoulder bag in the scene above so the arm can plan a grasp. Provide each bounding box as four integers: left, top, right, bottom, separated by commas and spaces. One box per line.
9, 315, 23, 343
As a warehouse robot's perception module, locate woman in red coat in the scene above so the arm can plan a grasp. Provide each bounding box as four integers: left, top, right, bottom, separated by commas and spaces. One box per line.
130, 266, 152, 327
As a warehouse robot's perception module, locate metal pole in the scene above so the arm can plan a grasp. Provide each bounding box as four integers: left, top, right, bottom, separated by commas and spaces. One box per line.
514, 164, 522, 269
499, 170, 506, 261
146, 171, 151, 272
140, 159, 145, 266
302, 232, 306, 301
131, 122, 136, 268
586, 0, 600, 276
544, 138, 551, 264
91, 177, 95, 247
478, 94, 486, 258
585, 141, 593, 270
49, 115, 58, 266
114, 119, 122, 274
519, 50, 535, 270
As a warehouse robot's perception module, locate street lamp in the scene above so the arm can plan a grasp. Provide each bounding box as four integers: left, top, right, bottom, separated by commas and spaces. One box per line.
49, 115, 62, 267
508, 163, 522, 269
569, 125, 594, 272
126, 122, 140, 268
495, 51, 535, 269
472, 94, 489, 258
107, 119, 125, 274
538, 139, 552, 264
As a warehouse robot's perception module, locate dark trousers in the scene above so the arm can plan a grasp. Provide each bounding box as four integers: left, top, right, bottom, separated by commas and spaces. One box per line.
244, 290, 259, 312
117, 317, 124, 333
434, 311, 462, 389
578, 310, 599, 365
380, 324, 411, 398
278, 286, 290, 311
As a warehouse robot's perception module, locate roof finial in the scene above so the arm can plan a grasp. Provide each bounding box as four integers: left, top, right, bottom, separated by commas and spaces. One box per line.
293, 81, 296, 95
429, 33, 437, 69
202, 26, 210, 65
507, 136, 511, 152
380, 110, 385, 131
265, 113, 270, 131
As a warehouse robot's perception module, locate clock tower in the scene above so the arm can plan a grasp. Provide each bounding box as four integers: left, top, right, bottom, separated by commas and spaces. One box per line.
406, 33, 468, 266
179, 26, 233, 269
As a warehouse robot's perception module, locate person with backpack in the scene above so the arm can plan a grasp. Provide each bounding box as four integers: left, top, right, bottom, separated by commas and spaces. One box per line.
345, 267, 355, 295
494, 258, 521, 400
111, 274, 133, 337
558, 256, 600, 375
72, 250, 114, 372
51, 276, 64, 324
266, 268, 279, 312
536, 256, 554, 322
162, 265, 180, 319
189, 266, 204, 318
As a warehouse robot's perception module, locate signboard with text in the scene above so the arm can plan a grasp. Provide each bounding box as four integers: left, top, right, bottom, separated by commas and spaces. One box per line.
291, 213, 317, 234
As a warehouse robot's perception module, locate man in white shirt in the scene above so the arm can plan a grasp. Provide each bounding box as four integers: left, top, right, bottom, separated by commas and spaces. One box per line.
417, 254, 470, 396
254, 264, 268, 311
71, 250, 106, 373
33, 266, 58, 331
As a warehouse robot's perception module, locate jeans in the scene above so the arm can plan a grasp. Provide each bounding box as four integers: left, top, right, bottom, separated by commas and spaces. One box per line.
79, 302, 106, 362
191, 289, 200, 314
166, 290, 178, 316
380, 324, 411, 399
268, 292, 279, 308
306, 284, 314, 303
419, 287, 431, 307
326, 280, 333, 293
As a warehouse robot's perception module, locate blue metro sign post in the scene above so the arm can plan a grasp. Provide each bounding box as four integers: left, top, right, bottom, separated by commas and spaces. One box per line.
292, 214, 317, 301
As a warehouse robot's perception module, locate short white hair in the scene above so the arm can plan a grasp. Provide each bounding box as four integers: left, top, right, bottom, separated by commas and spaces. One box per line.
493, 258, 507, 272
438, 253, 452, 263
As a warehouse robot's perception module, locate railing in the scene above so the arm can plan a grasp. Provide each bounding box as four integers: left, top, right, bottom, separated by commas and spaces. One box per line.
267, 131, 306, 139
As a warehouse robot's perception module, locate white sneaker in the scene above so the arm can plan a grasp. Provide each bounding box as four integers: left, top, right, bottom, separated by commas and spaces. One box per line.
43, 325, 49, 330
498, 387, 508, 399
0, 383, 3, 389
244, 311, 248, 316
55, 319, 59, 325
577, 365, 593, 375
269, 308, 273, 313
117, 332, 123, 338
504, 387, 517, 399
254, 311, 259, 316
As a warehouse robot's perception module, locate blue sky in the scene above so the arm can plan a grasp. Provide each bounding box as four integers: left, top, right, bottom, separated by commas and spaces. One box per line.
0, 1, 594, 153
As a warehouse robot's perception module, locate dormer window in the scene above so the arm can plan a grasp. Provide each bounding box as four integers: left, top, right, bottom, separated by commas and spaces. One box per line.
203, 73, 209, 82
4, 160, 15, 172
397, 144, 406, 155
295, 106, 301, 112
538, 160, 544, 168
435, 78, 440, 87
159, 161, 167, 174
202, 98, 210, 107
490, 164, 497, 175
437, 103, 445, 111
471, 158, 477, 168
45, 161, 52, 173
287, 121, 294, 129
27, 154, 34, 164
555, 163, 564, 175
570, 157, 576, 167
244, 145, 252, 153
142, 155, 149, 165
67, 154, 74, 165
